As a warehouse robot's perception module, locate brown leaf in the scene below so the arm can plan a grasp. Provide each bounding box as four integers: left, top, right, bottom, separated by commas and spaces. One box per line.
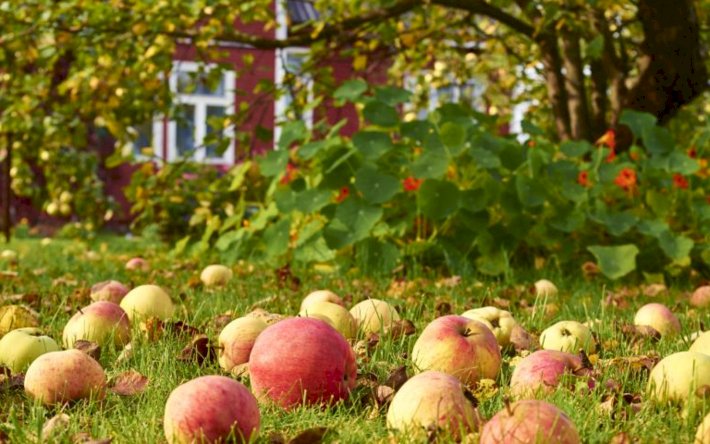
435, 276, 461, 288
115, 343, 133, 364
275, 265, 301, 291
696, 385, 710, 399
509, 324, 535, 351
0, 271, 18, 280
435, 301, 452, 317
600, 355, 660, 375
178, 335, 217, 365
622, 324, 661, 342
52, 276, 79, 287
0, 293, 41, 308
74, 340, 101, 361
389, 319, 416, 339
142, 318, 202, 341
212, 313, 233, 330
230, 363, 250, 379
491, 297, 511, 309
581, 261, 600, 279
288, 427, 328, 444
71, 432, 112, 444
375, 385, 395, 404
610, 432, 634, 444
268, 432, 287, 444
0, 373, 24, 392
642, 283, 667, 297
109, 370, 149, 396
186, 276, 202, 289
0, 366, 10, 378
383, 366, 408, 390
42, 414, 71, 440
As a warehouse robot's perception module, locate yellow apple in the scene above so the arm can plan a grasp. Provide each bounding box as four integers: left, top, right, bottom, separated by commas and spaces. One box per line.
119, 284, 174, 322
300, 301, 357, 339
539, 320, 596, 354
349, 298, 400, 335
634, 303, 681, 337
647, 352, 710, 404
534, 279, 558, 298
24, 349, 106, 405
461, 306, 518, 347
218, 317, 267, 372
689, 331, 710, 355
200, 264, 233, 287
300, 290, 344, 312
696, 411, 710, 444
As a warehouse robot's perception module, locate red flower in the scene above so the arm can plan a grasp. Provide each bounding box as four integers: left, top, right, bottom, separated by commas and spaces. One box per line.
688, 147, 697, 158
672, 173, 689, 189
335, 186, 350, 203
280, 162, 298, 185
614, 167, 637, 190
527, 140, 536, 148
597, 129, 616, 150
577, 171, 590, 187
605, 148, 616, 163
403, 176, 423, 192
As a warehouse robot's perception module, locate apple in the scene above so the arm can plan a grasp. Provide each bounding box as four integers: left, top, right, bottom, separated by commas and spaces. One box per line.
690, 331, 710, 355
534, 279, 558, 298
218, 317, 268, 372
200, 264, 233, 287
125, 257, 150, 271
634, 303, 681, 337
0, 328, 60, 373
119, 284, 174, 322
62, 301, 131, 348
690, 286, 710, 308
480, 400, 580, 444
460, 306, 518, 347
249, 317, 357, 409
299, 301, 357, 339
0, 249, 18, 263
386, 371, 478, 439
539, 321, 596, 354
412, 315, 501, 386
349, 298, 400, 335
90, 280, 129, 304
300, 290, 344, 312
0, 304, 39, 337
24, 349, 106, 405
164, 375, 260, 444
696, 411, 710, 444
647, 352, 710, 403
509, 350, 589, 399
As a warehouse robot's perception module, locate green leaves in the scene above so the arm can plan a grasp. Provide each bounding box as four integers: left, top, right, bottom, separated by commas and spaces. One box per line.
355, 165, 400, 204
418, 179, 460, 220
324, 198, 383, 249
353, 131, 393, 160
333, 79, 368, 103
363, 100, 399, 127
587, 244, 640, 279
258, 149, 289, 177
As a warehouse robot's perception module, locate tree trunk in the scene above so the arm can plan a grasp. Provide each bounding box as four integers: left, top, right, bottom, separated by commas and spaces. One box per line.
1, 133, 12, 242
560, 30, 591, 140
539, 34, 572, 140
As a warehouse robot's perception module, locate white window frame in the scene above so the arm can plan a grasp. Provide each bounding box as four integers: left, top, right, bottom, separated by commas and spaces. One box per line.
274, 47, 314, 148
130, 117, 164, 162
167, 61, 236, 164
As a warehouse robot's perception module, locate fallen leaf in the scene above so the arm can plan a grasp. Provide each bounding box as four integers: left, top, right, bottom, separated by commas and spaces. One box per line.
42, 414, 71, 440
610, 432, 634, 444
142, 318, 202, 341
74, 340, 101, 361
288, 427, 328, 444
0, 373, 24, 393
619, 324, 661, 342
71, 432, 112, 444
435, 276, 461, 288
268, 432, 286, 444
383, 366, 408, 390
435, 301, 452, 317
389, 319, 416, 339
375, 385, 395, 404
642, 283, 667, 297
115, 343, 133, 364
178, 335, 217, 365
212, 313, 233, 330
230, 363, 250, 379
109, 370, 149, 396
509, 324, 535, 352
696, 385, 710, 399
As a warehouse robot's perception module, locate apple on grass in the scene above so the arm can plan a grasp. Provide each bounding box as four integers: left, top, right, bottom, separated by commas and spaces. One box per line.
0, 328, 60, 373
534, 279, 558, 298
0, 305, 39, 337
647, 352, 710, 404
63, 301, 131, 348
696, 411, 710, 444
386, 371, 478, 440
690, 331, 710, 355
540, 320, 596, 354
349, 298, 400, 335
200, 264, 233, 287
164, 375, 259, 444
248, 317, 357, 410
24, 349, 106, 405
633, 303, 681, 337
412, 315, 501, 386
480, 400, 580, 444
125, 257, 150, 271
299, 301, 357, 339
300, 290, 344, 312
90, 280, 129, 304
509, 350, 590, 399
217, 317, 268, 372
690, 286, 710, 308
460, 306, 518, 347
119, 284, 174, 322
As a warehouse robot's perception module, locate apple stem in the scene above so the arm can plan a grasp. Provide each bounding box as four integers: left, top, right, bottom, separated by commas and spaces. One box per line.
462, 328, 472, 337
78, 308, 84, 315
579, 349, 593, 369
503, 396, 513, 416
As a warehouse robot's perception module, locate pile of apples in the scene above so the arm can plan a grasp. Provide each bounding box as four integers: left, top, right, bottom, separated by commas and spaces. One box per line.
2, 257, 710, 443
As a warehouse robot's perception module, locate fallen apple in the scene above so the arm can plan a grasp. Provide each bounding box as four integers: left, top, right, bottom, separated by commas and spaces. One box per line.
634, 303, 681, 337
300, 290, 345, 312
412, 315, 501, 386
460, 306, 518, 347
534, 279, 558, 298
696, 411, 710, 444
164, 375, 260, 444
349, 298, 400, 335
63, 301, 131, 348
90, 280, 129, 304
0, 249, 18, 263
480, 399, 580, 444
249, 317, 357, 409
540, 320, 596, 354
119, 284, 174, 322
510, 350, 589, 399
689, 331, 710, 355
0, 304, 39, 338
299, 300, 357, 339
0, 328, 60, 373
125, 257, 150, 271
647, 351, 710, 404
386, 371, 478, 440
200, 264, 233, 287
690, 286, 710, 309
24, 349, 106, 405
218, 316, 268, 372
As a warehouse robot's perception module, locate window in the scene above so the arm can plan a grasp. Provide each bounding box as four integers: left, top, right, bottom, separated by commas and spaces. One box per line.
167, 61, 235, 164
274, 48, 313, 147
131, 118, 163, 160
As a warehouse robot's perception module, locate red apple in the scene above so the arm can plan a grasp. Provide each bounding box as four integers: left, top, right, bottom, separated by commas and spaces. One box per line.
480, 400, 580, 444
690, 286, 710, 308
125, 257, 150, 271
249, 317, 357, 409
164, 375, 260, 444
634, 303, 681, 337
509, 350, 589, 398
90, 280, 129, 304
63, 301, 131, 348
24, 349, 106, 405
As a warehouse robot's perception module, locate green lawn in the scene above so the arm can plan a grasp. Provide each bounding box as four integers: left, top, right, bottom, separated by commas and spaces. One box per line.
0, 234, 708, 443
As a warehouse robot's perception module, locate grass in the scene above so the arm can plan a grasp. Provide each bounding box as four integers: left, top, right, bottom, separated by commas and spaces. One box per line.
0, 233, 708, 443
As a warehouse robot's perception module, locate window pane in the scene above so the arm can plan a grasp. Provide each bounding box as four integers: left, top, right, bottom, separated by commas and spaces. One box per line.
176, 70, 225, 96
133, 121, 153, 156
176, 105, 195, 157
205, 106, 226, 159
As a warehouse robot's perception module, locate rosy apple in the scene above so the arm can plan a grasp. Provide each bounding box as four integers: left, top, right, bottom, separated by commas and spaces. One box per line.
24, 349, 106, 405
0, 304, 39, 337
647, 351, 710, 403
480, 400, 580, 444
119, 284, 174, 322
634, 303, 681, 337
300, 290, 344, 312
412, 315, 501, 386
90, 280, 129, 304
534, 279, 558, 298
0, 328, 60, 373
164, 375, 260, 444
200, 264, 233, 287
460, 306, 518, 347
249, 317, 357, 409
299, 301, 357, 339
218, 316, 268, 372
540, 321, 596, 354
696, 411, 710, 444
349, 298, 400, 335
509, 350, 588, 399
125, 257, 150, 271
690, 286, 710, 308
62, 301, 131, 348
386, 371, 477, 439
689, 331, 710, 355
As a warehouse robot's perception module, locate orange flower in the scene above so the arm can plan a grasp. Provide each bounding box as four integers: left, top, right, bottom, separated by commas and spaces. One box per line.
605, 148, 616, 163
577, 171, 590, 187
614, 167, 637, 190
527, 140, 537, 148
672, 173, 689, 189
403, 176, 423, 192
688, 147, 697, 158
280, 162, 297, 185
596, 129, 616, 150
335, 186, 350, 203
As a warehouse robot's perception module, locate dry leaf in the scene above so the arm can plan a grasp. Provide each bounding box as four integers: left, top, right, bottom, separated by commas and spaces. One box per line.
288, 427, 328, 444
642, 283, 667, 297
435, 276, 461, 288
71, 432, 112, 444
212, 313, 233, 330
389, 319, 416, 339
509, 324, 535, 352
383, 366, 408, 390
142, 318, 202, 341
178, 335, 217, 365
696, 385, 710, 399
74, 340, 101, 361
581, 261, 600, 279
116, 343, 133, 364
109, 370, 149, 396
375, 385, 395, 404
610, 432, 634, 444
42, 414, 70, 440
268, 432, 286, 444
619, 324, 661, 342
230, 363, 250, 379
435, 301, 452, 316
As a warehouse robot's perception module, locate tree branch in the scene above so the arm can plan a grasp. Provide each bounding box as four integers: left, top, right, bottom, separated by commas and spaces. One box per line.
431, 0, 535, 38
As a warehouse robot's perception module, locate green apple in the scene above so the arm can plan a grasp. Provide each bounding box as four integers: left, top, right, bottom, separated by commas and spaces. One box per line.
300, 290, 344, 312
634, 303, 681, 337
218, 316, 268, 372
0, 305, 39, 337
62, 301, 131, 348
461, 306, 518, 347
539, 320, 596, 354
300, 301, 357, 339
0, 328, 60, 373
647, 352, 710, 404
120, 284, 174, 322
689, 331, 710, 355
200, 264, 233, 287
349, 298, 400, 335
